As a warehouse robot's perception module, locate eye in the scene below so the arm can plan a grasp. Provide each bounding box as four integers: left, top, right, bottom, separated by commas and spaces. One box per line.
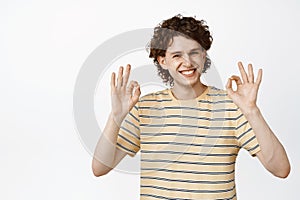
190, 51, 200, 55
172, 54, 180, 58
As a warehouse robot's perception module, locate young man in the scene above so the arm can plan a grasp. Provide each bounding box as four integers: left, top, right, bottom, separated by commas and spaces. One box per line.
92, 15, 290, 199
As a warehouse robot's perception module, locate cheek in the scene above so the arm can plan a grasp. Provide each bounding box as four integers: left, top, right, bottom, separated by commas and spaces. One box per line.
192, 57, 205, 66
166, 59, 180, 67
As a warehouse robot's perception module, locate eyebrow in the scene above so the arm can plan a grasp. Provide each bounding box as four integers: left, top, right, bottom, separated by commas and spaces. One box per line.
169, 48, 203, 55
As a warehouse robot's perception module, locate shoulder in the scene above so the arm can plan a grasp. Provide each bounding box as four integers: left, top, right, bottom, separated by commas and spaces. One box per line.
205, 86, 238, 108
206, 86, 230, 99
138, 88, 172, 102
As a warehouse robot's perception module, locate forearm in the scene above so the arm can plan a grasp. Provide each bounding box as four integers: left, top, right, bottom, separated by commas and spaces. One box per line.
92, 113, 120, 175
92, 64, 140, 177
243, 107, 290, 178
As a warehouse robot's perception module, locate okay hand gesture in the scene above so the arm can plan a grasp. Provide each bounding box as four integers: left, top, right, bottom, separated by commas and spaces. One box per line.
226, 62, 263, 114
110, 64, 141, 125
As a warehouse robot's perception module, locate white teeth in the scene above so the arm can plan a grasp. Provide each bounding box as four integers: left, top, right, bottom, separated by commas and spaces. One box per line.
181, 70, 194, 75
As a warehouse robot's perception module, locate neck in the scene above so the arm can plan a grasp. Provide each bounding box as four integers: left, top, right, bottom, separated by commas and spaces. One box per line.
171, 81, 207, 100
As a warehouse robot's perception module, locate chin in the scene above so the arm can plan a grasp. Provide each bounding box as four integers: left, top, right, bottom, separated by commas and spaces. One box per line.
178, 79, 201, 89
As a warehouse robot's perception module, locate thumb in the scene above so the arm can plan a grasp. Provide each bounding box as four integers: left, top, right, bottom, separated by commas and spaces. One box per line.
131, 85, 141, 105
226, 78, 234, 96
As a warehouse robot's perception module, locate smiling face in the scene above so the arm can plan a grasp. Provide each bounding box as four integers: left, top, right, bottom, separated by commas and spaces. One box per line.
158, 35, 206, 90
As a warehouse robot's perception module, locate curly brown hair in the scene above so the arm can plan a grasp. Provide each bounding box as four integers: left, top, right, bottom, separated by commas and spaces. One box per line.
148, 14, 213, 86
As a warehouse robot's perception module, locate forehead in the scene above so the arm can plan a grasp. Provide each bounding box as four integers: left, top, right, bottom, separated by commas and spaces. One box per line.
166, 35, 201, 52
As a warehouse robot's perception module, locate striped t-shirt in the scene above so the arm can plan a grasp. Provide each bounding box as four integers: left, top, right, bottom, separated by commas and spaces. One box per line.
117, 86, 261, 200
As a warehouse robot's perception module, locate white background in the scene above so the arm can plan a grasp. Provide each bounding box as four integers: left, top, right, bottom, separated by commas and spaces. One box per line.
1, 0, 299, 199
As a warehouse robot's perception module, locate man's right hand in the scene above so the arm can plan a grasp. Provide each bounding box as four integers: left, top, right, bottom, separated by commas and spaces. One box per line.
110, 64, 141, 126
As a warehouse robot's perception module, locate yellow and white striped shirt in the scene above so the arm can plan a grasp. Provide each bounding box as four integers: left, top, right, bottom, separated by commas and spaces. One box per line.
117, 86, 260, 200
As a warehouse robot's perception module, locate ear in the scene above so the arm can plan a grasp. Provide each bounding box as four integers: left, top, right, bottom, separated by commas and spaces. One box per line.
202, 50, 207, 60
157, 56, 168, 70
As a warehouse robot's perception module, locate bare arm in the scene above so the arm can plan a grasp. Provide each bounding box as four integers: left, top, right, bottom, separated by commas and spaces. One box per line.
243, 107, 290, 178
92, 64, 141, 177
92, 113, 127, 176
226, 62, 290, 178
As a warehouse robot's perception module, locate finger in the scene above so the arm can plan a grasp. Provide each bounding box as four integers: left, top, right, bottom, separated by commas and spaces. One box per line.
255, 68, 263, 86
230, 75, 242, 85
126, 80, 138, 95
226, 78, 234, 95
122, 64, 131, 87
238, 61, 249, 83
132, 85, 141, 104
117, 66, 123, 88
110, 72, 116, 90
248, 64, 254, 83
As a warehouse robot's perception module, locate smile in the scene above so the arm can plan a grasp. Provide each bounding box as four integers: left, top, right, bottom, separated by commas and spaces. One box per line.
179, 69, 196, 77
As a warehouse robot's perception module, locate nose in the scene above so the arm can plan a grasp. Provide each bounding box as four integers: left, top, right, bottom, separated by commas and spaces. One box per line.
182, 54, 192, 67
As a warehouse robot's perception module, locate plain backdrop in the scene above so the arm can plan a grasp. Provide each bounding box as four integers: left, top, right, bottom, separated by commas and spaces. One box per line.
1, 0, 299, 199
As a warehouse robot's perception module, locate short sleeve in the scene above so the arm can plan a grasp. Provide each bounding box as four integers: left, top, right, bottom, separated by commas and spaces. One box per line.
116, 103, 141, 157
235, 108, 261, 156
